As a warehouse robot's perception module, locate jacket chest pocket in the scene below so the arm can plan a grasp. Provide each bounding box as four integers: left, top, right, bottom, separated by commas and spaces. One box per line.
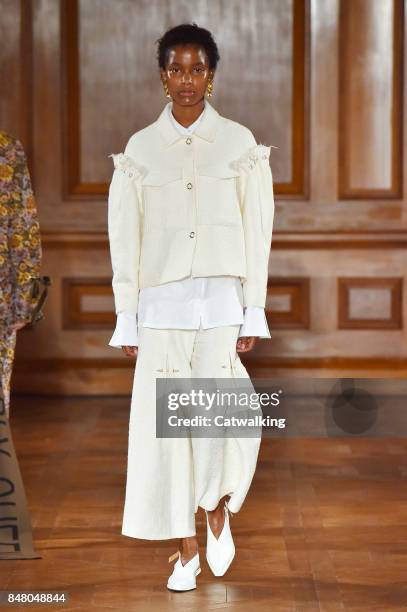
142, 170, 184, 231
197, 164, 241, 227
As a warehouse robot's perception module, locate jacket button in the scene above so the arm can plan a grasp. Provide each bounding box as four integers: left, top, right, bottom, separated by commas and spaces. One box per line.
186, 137, 192, 144
187, 182, 193, 190
189, 231, 195, 238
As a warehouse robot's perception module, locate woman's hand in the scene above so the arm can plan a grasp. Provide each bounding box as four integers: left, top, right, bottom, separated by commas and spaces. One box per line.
122, 338, 256, 356
121, 345, 138, 357
236, 336, 257, 352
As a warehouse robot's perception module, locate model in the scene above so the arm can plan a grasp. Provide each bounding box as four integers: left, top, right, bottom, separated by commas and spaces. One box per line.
0, 131, 42, 419
107, 23, 275, 591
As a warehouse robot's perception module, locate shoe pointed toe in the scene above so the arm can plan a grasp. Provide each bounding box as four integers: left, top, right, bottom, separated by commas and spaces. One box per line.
205, 503, 236, 577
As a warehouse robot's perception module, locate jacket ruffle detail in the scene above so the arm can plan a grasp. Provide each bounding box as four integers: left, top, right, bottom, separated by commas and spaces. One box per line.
231, 143, 277, 173
109, 153, 147, 181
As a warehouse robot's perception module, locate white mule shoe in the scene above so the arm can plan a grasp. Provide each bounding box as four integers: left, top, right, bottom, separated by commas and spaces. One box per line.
205, 501, 235, 576
167, 550, 201, 591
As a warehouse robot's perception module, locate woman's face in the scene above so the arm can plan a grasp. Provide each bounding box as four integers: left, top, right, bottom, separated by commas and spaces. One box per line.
161, 44, 214, 106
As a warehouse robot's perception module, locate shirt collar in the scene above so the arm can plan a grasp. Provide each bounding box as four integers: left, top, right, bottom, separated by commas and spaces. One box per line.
168, 100, 205, 135
156, 99, 220, 148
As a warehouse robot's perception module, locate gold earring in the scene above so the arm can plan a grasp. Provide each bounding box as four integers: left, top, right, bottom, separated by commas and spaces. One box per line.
206, 80, 213, 97
163, 80, 171, 98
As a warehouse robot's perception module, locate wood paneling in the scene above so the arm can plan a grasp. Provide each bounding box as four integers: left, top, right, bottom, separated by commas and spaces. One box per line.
41, 230, 407, 249
338, 277, 403, 329
60, 0, 309, 198
267, 277, 310, 329
1, 0, 406, 394
11, 355, 407, 398
339, 0, 404, 198
62, 278, 115, 330
0, 0, 33, 165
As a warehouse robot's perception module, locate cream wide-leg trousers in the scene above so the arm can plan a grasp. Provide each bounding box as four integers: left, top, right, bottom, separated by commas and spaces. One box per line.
121, 322, 261, 541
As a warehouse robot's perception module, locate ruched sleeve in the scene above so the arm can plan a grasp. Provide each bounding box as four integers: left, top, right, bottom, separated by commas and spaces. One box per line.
107, 152, 146, 315
232, 139, 276, 308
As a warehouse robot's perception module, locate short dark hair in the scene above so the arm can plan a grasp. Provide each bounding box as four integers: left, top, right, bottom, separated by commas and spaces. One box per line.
156, 23, 220, 70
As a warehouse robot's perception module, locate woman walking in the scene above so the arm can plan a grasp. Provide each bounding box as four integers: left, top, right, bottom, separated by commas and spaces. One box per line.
107, 23, 275, 591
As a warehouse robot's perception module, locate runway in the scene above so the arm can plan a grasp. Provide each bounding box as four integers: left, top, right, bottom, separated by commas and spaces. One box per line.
2, 395, 407, 611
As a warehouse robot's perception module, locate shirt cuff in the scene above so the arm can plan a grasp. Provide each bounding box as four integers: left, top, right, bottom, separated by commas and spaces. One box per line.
238, 307, 271, 339
108, 311, 139, 348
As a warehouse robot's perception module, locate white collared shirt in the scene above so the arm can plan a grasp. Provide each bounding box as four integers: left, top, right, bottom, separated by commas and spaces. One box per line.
108, 100, 271, 348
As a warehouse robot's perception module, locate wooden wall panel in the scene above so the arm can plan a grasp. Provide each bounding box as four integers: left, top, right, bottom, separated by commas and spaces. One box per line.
62, 278, 115, 330
339, 0, 403, 198
1, 0, 406, 394
266, 278, 310, 329
338, 277, 402, 329
0, 0, 33, 163
61, 0, 308, 198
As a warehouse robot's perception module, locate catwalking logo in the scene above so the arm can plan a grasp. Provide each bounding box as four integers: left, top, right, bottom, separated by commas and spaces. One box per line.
165, 388, 286, 430
155, 377, 288, 438
167, 413, 286, 428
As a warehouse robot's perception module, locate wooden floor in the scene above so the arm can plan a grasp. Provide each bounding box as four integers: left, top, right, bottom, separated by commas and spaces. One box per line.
2, 395, 407, 611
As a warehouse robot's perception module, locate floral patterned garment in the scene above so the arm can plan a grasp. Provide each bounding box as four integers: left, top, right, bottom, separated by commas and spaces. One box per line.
0, 131, 42, 417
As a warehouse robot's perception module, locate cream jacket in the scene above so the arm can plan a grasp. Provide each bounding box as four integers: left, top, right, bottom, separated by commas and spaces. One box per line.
107, 100, 275, 315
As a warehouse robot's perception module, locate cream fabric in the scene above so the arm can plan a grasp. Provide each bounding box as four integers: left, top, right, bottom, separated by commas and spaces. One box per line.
121, 322, 261, 540
109, 100, 271, 347
107, 100, 276, 315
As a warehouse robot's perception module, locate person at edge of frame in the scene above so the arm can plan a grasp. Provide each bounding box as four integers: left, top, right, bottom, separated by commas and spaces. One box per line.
0, 131, 42, 419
